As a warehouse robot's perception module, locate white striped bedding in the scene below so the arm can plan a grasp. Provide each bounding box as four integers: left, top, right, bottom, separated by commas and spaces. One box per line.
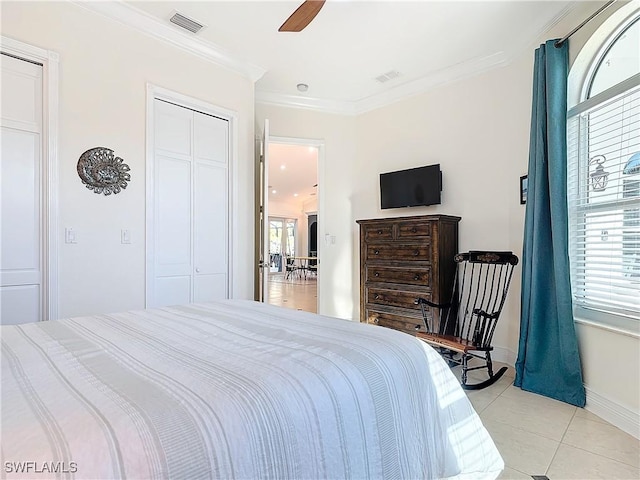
1, 299, 503, 479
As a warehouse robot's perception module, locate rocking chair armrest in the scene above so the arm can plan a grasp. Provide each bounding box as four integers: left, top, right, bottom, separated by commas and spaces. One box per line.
472, 308, 499, 320
414, 297, 450, 309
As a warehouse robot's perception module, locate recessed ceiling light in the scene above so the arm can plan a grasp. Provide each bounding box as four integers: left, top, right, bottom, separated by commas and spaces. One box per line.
297, 83, 309, 92
280, 165, 286, 170
272, 189, 277, 194
293, 193, 299, 197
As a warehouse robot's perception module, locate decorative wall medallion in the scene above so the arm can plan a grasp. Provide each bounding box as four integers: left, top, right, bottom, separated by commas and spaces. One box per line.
77, 147, 131, 195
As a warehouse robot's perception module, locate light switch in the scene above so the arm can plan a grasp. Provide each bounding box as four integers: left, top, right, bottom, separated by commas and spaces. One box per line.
121, 229, 131, 244
65, 228, 76, 244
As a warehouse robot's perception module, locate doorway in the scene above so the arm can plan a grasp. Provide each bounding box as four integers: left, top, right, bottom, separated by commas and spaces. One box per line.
264, 138, 320, 314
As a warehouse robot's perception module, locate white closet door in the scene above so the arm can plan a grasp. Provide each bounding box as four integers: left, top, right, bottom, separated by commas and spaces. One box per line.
193, 111, 228, 302
1, 55, 43, 325
152, 99, 228, 307
154, 100, 193, 306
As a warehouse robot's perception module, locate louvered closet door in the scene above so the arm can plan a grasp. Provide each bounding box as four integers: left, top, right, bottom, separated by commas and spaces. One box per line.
152, 99, 228, 307
0, 55, 43, 324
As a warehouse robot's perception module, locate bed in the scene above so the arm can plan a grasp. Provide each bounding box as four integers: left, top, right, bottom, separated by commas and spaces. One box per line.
1, 299, 503, 479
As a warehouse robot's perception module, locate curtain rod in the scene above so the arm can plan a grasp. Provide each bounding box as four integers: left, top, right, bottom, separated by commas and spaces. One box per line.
555, 0, 616, 47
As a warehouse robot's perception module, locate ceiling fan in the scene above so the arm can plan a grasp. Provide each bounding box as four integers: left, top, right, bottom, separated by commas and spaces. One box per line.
279, 0, 326, 32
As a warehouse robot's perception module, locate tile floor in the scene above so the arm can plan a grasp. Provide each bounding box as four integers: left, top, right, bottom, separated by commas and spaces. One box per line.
458, 365, 640, 479
268, 277, 640, 479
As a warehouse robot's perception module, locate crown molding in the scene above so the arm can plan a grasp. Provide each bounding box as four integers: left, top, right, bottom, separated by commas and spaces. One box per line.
504, 2, 579, 63
71, 0, 578, 115
256, 51, 509, 116
255, 91, 359, 116
71, 0, 266, 82
256, 2, 579, 116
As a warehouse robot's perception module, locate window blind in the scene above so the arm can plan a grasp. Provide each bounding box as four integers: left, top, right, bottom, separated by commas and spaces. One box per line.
567, 85, 640, 321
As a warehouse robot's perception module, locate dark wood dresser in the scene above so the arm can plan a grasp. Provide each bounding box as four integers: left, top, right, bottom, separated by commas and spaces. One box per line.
357, 215, 461, 335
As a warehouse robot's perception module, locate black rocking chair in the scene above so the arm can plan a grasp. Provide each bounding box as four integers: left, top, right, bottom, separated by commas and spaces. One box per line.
415, 251, 518, 390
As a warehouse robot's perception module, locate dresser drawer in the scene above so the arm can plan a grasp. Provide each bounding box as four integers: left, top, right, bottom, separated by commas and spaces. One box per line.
366, 266, 431, 286
363, 224, 393, 241
365, 309, 428, 334
367, 287, 429, 310
397, 221, 431, 239
366, 243, 431, 262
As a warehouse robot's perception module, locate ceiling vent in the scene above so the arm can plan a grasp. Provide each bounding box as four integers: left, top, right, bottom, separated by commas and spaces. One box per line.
169, 12, 205, 34
375, 70, 401, 83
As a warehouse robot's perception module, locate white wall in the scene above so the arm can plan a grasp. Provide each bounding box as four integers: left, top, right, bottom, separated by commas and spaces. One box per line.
1, 1, 256, 317
258, 1, 639, 430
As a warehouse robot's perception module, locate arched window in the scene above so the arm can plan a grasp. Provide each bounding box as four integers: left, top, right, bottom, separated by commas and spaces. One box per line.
567, 7, 640, 332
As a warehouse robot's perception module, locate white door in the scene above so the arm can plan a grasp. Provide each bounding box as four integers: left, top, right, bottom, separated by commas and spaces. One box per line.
1, 54, 43, 324
150, 98, 229, 307
259, 119, 270, 302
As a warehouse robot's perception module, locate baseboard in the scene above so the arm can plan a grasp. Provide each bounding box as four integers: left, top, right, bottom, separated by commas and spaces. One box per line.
585, 386, 640, 440
490, 347, 639, 439
491, 345, 517, 367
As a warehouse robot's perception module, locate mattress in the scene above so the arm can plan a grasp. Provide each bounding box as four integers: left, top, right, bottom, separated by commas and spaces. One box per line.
1, 299, 503, 479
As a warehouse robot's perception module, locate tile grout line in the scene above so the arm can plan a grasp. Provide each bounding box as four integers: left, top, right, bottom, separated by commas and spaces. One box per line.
561, 441, 640, 470
543, 407, 578, 475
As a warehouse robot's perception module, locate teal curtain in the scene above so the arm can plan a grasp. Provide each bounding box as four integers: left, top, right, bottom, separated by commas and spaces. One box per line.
514, 40, 586, 407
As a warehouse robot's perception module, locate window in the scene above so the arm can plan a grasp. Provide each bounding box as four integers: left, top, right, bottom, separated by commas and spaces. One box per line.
567, 14, 640, 332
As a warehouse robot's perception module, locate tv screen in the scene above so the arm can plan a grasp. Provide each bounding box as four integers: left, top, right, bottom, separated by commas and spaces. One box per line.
380, 164, 442, 209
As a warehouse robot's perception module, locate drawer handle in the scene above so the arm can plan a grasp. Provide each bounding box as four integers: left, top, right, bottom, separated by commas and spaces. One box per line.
411, 227, 417, 233
374, 294, 380, 300
374, 249, 380, 255
413, 274, 420, 281
374, 272, 380, 277
377, 229, 383, 234
372, 317, 379, 324
414, 324, 421, 331
413, 250, 419, 256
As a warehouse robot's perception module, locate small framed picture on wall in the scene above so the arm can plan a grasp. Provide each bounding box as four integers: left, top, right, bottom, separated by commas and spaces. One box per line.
520, 175, 528, 205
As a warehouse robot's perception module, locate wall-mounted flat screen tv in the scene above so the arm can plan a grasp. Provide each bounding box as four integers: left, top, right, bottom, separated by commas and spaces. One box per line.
380, 164, 442, 209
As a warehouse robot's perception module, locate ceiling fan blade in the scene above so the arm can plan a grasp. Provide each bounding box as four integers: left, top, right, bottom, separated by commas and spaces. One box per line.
279, 0, 326, 32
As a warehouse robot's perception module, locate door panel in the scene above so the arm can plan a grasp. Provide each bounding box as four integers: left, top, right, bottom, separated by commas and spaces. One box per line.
1, 54, 43, 324
0, 285, 39, 325
1, 57, 41, 128
1, 129, 40, 274
194, 274, 227, 303
156, 155, 191, 276
155, 101, 192, 156
155, 276, 191, 307
195, 112, 227, 164
194, 162, 227, 274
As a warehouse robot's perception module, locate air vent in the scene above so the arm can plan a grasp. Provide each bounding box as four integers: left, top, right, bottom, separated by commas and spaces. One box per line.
375, 70, 401, 83
170, 12, 205, 34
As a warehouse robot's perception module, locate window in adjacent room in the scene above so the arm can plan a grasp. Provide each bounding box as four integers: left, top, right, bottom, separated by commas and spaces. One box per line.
567, 14, 640, 332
